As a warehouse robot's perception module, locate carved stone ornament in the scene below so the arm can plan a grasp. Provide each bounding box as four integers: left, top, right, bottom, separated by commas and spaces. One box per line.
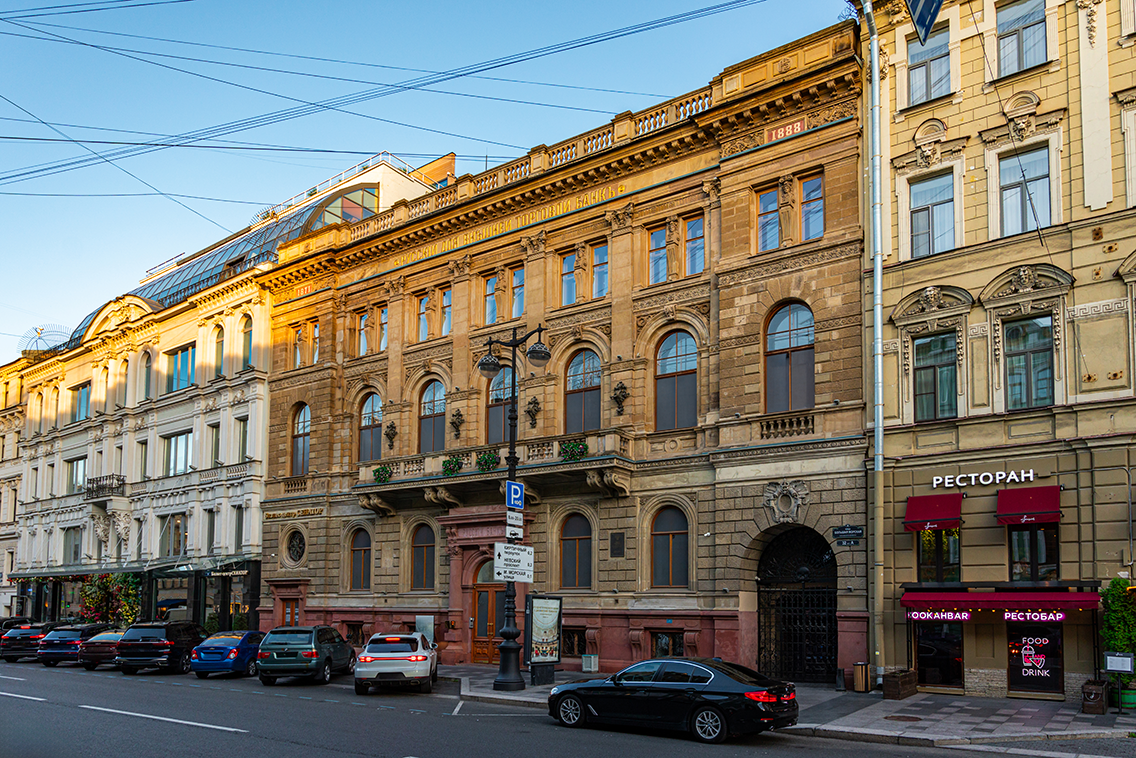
586, 469, 631, 498
448, 254, 471, 279
113, 511, 131, 541
384, 421, 398, 450
445, 527, 461, 558
604, 202, 635, 233
520, 230, 546, 258
1077, 0, 1102, 47
525, 395, 541, 428
286, 530, 306, 563
359, 494, 395, 517
449, 408, 464, 439
91, 513, 111, 545
917, 286, 943, 313
1010, 266, 1039, 294
916, 143, 940, 169
424, 486, 462, 508
701, 177, 721, 204
611, 381, 630, 415
762, 480, 810, 524
1008, 116, 1035, 143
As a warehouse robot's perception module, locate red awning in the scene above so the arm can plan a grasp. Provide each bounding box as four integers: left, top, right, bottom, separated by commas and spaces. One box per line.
996, 485, 1061, 525
901, 591, 1098, 610
903, 493, 963, 531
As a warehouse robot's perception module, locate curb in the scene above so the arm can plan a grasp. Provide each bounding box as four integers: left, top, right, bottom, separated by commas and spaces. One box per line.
781, 725, 1134, 747
453, 675, 549, 710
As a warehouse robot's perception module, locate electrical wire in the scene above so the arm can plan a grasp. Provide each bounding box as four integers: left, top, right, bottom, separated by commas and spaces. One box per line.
0, 0, 193, 20
0, 190, 270, 203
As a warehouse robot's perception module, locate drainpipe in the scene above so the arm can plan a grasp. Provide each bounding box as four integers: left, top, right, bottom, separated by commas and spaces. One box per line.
864, 0, 887, 687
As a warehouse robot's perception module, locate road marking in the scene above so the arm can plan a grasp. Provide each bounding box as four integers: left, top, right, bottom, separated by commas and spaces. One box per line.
324, 699, 339, 703
378, 705, 396, 710
0, 675, 27, 681
452, 701, 463, 716
0, 692, 46, 702
409, 709, 426, 713
78, 706, 248, 733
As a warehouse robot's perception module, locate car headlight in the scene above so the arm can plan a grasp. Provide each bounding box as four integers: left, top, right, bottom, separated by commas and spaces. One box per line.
550, 687, 559, 696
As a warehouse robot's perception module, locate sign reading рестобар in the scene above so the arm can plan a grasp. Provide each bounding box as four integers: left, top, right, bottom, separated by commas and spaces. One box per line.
932, 469, 1038, 488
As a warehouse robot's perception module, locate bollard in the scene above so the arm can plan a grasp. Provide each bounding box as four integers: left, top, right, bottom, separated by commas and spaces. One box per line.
835, 667, 846, 691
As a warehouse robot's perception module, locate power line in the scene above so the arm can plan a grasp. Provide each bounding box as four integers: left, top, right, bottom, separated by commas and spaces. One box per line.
0, 190, 270, 203
0, 1, 139, 16
1, 0, 193, 20
0, 0, 767, 186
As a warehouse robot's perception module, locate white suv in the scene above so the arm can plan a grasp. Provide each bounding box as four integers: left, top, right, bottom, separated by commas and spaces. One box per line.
354, 632, 438, 695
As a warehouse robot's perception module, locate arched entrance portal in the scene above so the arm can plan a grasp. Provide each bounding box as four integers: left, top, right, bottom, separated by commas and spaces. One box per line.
470, 560, 505, 664
756, 527, 837, 683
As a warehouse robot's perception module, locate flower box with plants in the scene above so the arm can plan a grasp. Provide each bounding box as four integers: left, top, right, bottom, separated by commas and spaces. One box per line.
1100, 577, 1136, 709
442, 456, 464, 476
476, 451, 501, 473
372, 464, 394, 484
559, 441, 588, 462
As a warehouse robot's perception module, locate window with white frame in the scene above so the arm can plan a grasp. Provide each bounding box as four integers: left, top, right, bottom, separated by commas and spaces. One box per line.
66, 457, 86, 494
166, 344, 196, 393
913, 334, 957, 422
1005, 316, 1053, 410
997, 0, 1046, 77
164, 430, 193, 476
911, 172, 955, 258
909, 28, 950, 105
1000, 147, 1050, 236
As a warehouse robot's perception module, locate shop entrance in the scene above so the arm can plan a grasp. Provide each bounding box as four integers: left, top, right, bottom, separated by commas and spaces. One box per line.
470, 560, 505, 665
756, 527, 838, 682
916, 622, 964, 687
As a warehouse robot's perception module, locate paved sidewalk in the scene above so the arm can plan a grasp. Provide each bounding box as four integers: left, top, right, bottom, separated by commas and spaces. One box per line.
440, 664, 1136, 746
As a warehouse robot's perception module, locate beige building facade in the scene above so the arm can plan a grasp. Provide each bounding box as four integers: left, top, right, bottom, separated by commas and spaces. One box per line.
0, 358, 27, 617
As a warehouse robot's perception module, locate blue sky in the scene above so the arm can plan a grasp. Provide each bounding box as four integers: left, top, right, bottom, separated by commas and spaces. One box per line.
0, 0, 848, 359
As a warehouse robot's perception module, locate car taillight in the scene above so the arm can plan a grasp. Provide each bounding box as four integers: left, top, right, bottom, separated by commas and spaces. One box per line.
160, 640, 174, 647
300, 650, 319, 659
30, 634, 44, 640
781, 692, 795, 701
257, 651, 269, 659
358, 655, 377, 663
227, 649, 238, 660
190, 650, 199, 659
407, 655, 428, 662
745, 691, 779, 703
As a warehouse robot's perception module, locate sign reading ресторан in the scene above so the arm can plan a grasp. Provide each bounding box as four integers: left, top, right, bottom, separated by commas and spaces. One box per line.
265, 507, 324, 520
906, 610, 971, 621
932, 469, 1038, 488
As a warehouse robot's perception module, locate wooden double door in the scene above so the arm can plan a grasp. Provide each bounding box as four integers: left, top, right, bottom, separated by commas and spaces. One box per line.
470, 582, 506, 664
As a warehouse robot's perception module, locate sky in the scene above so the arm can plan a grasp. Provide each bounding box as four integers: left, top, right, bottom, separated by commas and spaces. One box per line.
0, 0, 850, 360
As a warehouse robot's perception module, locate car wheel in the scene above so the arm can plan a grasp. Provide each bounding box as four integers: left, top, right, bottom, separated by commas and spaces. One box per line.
315, 660, 331, 684
691, 706, 727, 744
42, 660, 58, 667
557, 694, 585, 727
259, 674, 276, 686
344, 652, 356, 674
121, 666, 136, 675
431, 666, 438, 683
179, 654, 191, 675
419, 677, 432, 694
354, 681, 369, 696
245, 658, 258, 677
82, 662, 98, 671
195, 671, 209, 679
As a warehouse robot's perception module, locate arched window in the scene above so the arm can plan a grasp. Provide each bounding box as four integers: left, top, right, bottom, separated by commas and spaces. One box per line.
655, 332, 698, 431
291, 404, 310, 476
419, 381, 446, 453
765, 303, 815, 413
411, 524, 435, 590
214, 326, 225, 379
240, 316, 253, 370
359, 393, 383, 462
651, 506, 689, 588
486, 368, 514, 446
565, 350, 601, 433
117, 361, 128, 407
350, 529, 371, 590
141, 353, 152, 401
560, 514, 592, 589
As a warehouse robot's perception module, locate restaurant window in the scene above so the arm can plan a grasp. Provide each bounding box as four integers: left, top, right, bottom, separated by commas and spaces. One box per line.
561, 251, 576, 306
565, 350, 601, 434
486, 367, 513, 446
560, 514, 592, 589
1009, 524, 1058, 581
917, 528, 960, 582
166, 344, 196, 393
648, 226, 667, 285
909, 27, 950, 105
71, 383, 91, 423
240, 316, 253, 370
350, 529, 371, 590
998, 0, 1046, 77
484, 275, 498, 325
685, 216, 705, 275
163, 431, 192, 476
914, 333, 957, 422
1000, 147, 1050, 236
1007, 622, 1063, 694
411, 524, 435, 590
758, 188, 780, 252
917, 622, 963, 687
291, 404, 310, 476
801, 175, 824, 241
911, 172, 955, 258
419, 380, 446, 454
160, 514, 187, 557
656, 332, 697, 431
651, 506, 689, 588
213, 326, 225, 378
766, 303, 815, 413
1005, 316, 1053, 410
359, 393, 383, 462
592, 244, 609, 298
511, 268, 525, 318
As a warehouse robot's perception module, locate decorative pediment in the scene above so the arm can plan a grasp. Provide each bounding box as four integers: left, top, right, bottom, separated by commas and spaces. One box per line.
979, 108, 1065, 149
979, 263, 1074, 304
914, 118, 947, 146
85, 295, 161, 341
1004, 91, 1041, 119
892, 285, 974, 324
1117, 248, 1136, 284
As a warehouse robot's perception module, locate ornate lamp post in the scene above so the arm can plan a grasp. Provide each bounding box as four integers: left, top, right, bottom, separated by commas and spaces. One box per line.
476, 325, 550, 691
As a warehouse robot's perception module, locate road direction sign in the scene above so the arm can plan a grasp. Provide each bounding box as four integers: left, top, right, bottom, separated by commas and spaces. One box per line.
506, 525, 524, 540
905, 0, 946, 45
506, 509, 524, 527
506, 480, 525, 510
494, 542, 534, 582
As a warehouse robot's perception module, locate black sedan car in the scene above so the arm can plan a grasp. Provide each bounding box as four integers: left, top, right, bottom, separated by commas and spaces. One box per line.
547, 658, 797, 744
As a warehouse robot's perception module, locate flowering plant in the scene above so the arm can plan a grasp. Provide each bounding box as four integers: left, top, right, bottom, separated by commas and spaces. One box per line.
476, 451, 501, 473
559, 441, 589, 462
442, 456, 464, 476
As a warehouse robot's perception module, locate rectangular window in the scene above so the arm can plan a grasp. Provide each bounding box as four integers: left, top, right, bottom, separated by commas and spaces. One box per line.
166, 344, 196, 393
161, 514, 187, 557
418, 295, 429, 341
911, 172, 955, 257
311, 321, 319, 363
801, 175, 825, 241
758, 189, 780, 252
379, 308, 388, 351
685, 217, 704, 275
206, 509, 216, 556
998, 0, 1046, 77
561, 252, 576, 306
484, 276, 498, 325
913, 334, 957, 421
163, 431, 193, 476
64, 527, 82, 565
357, 312, 368, 357
917, 528, 960, 582
66, 457, 86, 495
1009, 524, 1058, 581
233, 505, 244, 552
47, 464, 54, 497
71, 383, 90, 423
137, 441, 148, 481
31, 468, 38, 500
1000, 147, 1050, 236
1008, 622, 1063, 693
651, 631, 685, 658
908, 28, 951, 105
214, 329, 224, 379
648, 227, 667, 284
235, 417, 248, 461
441, 289, 452, 337
511, 268, 525, 318
208, 423, 221, 467
592, 244, 609, 298
1005, 316, 1053, 410
293, 327, 303, 369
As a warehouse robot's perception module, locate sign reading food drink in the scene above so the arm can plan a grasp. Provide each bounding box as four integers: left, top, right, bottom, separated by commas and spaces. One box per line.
1007, 623, 1064, 694
907, 610, 971, 621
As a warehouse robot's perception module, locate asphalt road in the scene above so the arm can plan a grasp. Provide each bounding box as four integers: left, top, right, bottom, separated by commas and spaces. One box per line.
0, 659, 1106, 758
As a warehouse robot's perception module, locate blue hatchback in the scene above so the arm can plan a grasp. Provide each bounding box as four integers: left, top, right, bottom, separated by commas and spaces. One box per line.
190, 631, 264, 679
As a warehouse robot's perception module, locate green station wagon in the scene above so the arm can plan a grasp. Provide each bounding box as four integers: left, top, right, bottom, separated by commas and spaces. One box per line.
256, 625, 355, 685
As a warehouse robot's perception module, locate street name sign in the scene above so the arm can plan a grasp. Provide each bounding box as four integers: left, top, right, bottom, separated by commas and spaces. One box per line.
905, 0, 945, 45
494, 542, 534, 582
506, 480, 525, 510
506, 509, 524, 527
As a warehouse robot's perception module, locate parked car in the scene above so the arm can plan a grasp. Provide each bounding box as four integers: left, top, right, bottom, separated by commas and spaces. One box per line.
115, 621, 208, 675
190, 630, 264, 678
1, 622, 65, 662
37, 623, 114, 666
256, 626, 355, 685
547, 658, 798, 744
78, 629, 126, 670
354, 632, 438, 695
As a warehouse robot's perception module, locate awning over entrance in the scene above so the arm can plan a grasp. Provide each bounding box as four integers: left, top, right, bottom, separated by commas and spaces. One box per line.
996, 485, 1061, 525
8, 562, 148, 580
901, 591, 1098, 611
903, 493, 964, 531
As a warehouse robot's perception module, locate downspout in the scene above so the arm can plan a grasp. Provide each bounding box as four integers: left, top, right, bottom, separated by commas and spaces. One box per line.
864, 0, 887, 686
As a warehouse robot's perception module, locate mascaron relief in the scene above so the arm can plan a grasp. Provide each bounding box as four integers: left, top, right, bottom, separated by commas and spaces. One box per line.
762, 480, 810, 524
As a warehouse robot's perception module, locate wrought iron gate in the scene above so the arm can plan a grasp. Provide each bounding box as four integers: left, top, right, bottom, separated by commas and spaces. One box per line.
756, 527, 838, 683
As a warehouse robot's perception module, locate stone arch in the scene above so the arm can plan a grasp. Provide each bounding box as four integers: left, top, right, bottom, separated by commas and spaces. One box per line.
632, 307, 708, 360
549, 326, 612, 367
890, 285, 974, 321
401, 514, 442, 592
546, 502, 599, 591
341, 518, 375, 593
1004, 90, 1040, 119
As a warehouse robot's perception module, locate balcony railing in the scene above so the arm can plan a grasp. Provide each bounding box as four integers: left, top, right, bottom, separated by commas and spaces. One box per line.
84, 474, 125, 500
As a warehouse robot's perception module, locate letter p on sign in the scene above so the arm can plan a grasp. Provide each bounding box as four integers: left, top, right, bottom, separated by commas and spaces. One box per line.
506, 480, 525, 510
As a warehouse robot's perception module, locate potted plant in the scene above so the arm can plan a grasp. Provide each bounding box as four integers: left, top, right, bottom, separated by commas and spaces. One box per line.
1099, 577, 1136, 709
372, 464, 394, 484
559, 440, 588, 462
476, 451, 500, 473
442, 456, 464, 476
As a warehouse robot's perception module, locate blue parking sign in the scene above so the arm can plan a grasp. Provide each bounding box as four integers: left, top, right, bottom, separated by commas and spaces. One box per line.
506, 480, 525, 510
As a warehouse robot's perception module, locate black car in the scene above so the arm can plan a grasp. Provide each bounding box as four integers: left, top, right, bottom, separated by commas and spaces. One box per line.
1, 617, 34, 632
1, 622, 65, 662
37, 623, 115, 667
547, 658, 798, 744
115, 621, 208, 675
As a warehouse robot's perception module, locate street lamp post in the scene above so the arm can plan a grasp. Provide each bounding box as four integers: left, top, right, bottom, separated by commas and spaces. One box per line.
477, 325, 550, 692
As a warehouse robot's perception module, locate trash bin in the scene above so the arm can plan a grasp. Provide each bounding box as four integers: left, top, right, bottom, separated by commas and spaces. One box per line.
1082, 680, 1109, 715
853, 662, 870, 693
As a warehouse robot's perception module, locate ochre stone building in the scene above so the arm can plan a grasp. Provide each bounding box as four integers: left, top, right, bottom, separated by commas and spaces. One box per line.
258, 21, 868, 678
